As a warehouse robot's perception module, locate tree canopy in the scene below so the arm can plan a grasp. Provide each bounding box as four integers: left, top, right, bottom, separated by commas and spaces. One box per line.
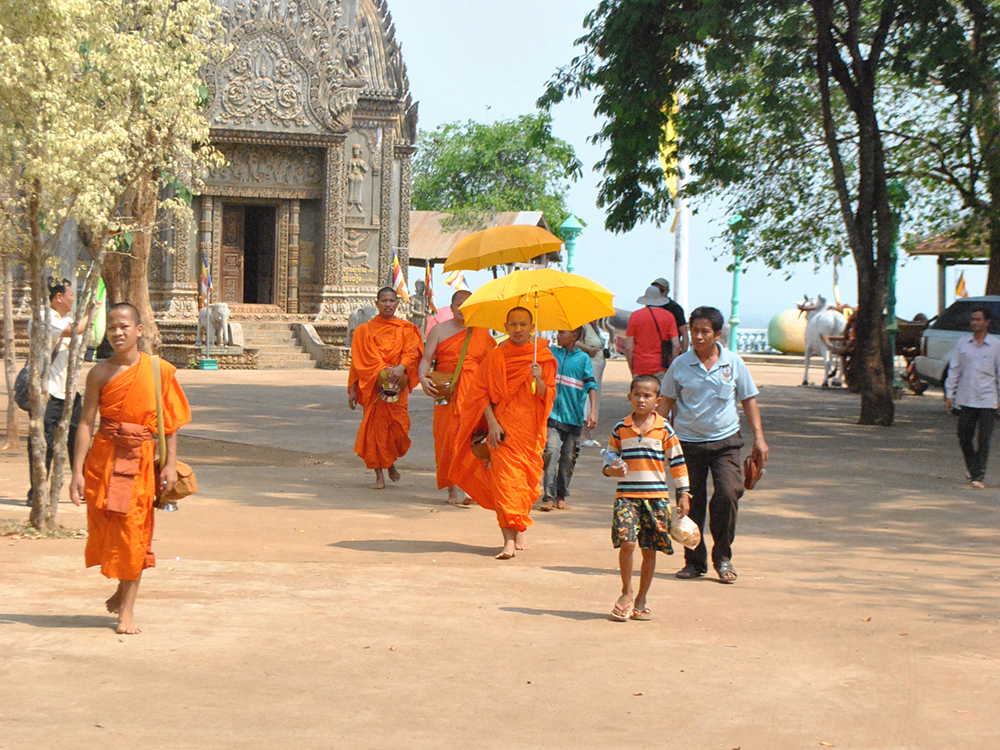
412, 113, 583, 236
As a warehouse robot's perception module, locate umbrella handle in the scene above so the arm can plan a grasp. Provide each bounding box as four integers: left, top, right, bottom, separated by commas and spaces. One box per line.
531, 295, 539, 394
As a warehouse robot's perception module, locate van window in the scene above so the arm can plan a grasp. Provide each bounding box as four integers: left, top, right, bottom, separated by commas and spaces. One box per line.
932, 300, 1000, 334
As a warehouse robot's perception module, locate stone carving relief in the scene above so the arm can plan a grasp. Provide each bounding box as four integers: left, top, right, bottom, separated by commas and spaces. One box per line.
211, 29, 326, 133
341, 229, 379, 286
206, 144, 324, 198
346, 144, 369, 214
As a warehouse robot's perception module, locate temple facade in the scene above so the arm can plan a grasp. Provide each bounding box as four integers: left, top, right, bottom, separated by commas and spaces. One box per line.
152, 0, 416, 355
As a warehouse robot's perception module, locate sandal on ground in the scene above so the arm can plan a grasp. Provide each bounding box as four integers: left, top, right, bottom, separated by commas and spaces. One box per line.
610, 602, 631, 622
630, 607, 652, 621
675, 564, 706, 580
716, 559, 738, 584
539, 499, 557, 512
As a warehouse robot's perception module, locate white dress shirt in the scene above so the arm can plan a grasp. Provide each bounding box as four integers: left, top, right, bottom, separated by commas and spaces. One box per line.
945, 334, 1000, 409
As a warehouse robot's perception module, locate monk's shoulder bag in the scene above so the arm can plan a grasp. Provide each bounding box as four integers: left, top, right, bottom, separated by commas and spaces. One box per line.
151, 355, 197, 510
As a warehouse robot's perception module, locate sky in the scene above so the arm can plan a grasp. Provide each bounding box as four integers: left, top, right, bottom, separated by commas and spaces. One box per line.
389, 0, 987, 329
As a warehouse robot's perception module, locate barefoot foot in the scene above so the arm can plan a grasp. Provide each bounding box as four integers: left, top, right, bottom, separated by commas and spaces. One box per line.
387, 464, 401, 483
514, 530, 529, 551
495, 544, 516, 560
105, 586, 124, 615
115, 616, 142, 635
371, 469, 385, 490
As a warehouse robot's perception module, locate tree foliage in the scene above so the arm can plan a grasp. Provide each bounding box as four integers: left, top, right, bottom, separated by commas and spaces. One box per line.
412, 113, 583, 236
0, 0, 224, 528
539, 0, 997, 425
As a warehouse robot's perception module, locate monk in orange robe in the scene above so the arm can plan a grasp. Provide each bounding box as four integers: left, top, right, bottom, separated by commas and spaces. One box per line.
348, 287, 423, 489
70, 304, 191, 634
452, 307, 557, 559
417, 289, 496, 506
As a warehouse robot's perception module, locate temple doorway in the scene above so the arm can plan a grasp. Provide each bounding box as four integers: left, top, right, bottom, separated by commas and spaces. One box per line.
220, 203, 278, 305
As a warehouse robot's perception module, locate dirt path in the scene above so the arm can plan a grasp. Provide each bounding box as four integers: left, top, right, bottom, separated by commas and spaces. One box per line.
0, 361, 996, 749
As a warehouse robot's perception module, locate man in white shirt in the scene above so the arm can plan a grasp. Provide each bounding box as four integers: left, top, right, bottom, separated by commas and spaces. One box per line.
945, 305, 1000, 489
26, 278, 86, 506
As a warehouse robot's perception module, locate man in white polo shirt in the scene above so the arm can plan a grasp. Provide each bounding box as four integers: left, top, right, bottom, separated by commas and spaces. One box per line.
944, 304, 1000, 489
658, 306, 768, 584
26, 277, 86, 506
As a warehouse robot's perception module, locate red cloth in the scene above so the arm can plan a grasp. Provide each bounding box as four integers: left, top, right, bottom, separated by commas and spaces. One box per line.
84, 354, 191, 580
98, 420, 156, 514
348, 315, 423, 469
450, 339, 557, 531
626, 306, 679, 375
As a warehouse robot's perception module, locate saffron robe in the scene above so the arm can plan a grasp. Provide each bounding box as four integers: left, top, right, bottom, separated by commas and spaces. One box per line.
452, 339, 557, 531
430, 328, 497, 488
349, 316, 423, 469
84, 354, 191, 580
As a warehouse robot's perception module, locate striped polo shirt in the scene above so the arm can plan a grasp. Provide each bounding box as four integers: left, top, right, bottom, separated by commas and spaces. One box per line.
608, 412, 690, 499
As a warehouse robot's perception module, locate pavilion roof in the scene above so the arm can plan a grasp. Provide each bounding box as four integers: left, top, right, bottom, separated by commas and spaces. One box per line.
408, 211, 551, 265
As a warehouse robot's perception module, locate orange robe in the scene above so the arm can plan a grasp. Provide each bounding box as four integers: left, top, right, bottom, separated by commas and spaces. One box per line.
84, 354, 191, 580
430, 328, 497, 489
349, 315, 423, 469
452, 339, 557, 531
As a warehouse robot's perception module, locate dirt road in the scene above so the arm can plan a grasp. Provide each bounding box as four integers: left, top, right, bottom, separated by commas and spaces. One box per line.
1, 361, 996, 749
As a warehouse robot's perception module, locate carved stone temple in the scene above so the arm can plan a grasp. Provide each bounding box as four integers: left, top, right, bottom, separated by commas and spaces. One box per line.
153, 0, 417, 368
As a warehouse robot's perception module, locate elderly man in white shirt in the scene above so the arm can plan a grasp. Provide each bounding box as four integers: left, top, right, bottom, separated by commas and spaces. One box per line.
26, 278, 87, 506
944, 304, 1000, 489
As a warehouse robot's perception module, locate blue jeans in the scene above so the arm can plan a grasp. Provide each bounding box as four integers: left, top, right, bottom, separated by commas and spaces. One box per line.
542, 425, 579, 500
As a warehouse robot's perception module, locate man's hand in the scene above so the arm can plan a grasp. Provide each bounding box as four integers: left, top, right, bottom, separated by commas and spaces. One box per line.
676, 491, 691, 518
487, 420, 505, 449
69, 473, 85, 507
752, 439, 769, 465
419, 376, 441, 399
531, 362, 543, 382
388, 364, 406, 390
347, 384, 358, 411
945, 397, 954, 415
606, 462, 627, 478
159, 464, 179, 497
585, 413, 597, 430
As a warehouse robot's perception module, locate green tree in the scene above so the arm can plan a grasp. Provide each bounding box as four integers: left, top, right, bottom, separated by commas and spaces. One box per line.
412, 113, 583, 237
540, 0, 944, 425
0, 0, 224, 529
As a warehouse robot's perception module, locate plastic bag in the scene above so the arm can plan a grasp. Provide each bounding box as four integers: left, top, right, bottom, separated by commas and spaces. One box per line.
669, 514, 701, 549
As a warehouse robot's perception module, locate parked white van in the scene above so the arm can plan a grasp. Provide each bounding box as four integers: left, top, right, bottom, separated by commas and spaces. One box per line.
914, 296, 1000, 386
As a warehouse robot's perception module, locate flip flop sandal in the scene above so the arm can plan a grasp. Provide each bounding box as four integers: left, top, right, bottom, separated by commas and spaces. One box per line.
630, 608, 652, 621
539, 500, 557, 512
716, 560, 738, 584
675, 564, 706, 580
610, 602, 631, 622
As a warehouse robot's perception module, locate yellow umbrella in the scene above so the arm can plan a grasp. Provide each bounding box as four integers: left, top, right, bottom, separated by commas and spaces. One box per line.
459, 268, 614, 332
443, 225, 564, 272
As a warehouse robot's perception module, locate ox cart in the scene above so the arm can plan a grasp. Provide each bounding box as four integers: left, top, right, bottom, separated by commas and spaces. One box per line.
826, 313, 929, 394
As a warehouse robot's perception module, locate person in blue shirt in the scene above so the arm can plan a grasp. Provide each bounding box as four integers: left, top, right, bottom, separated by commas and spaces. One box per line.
540, 328, 597, 511
659, 306, 769, 583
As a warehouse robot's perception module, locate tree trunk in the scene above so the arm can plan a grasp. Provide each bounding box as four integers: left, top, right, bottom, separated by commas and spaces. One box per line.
103, 174, 160, 354
969, 4, 1000, 295
2, 252, 19, 452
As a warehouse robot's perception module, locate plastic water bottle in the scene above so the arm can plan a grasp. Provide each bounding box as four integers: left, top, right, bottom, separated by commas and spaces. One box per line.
601, 449, 627, 475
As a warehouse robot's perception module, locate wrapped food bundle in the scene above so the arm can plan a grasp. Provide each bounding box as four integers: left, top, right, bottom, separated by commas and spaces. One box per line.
669, 514, 701, 550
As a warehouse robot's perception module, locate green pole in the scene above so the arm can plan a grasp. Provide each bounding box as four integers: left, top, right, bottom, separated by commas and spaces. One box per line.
559, 214, 585, 274
728, 211, 745, 352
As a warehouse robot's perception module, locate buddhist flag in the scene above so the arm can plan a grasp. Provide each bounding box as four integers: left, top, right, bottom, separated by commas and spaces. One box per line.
956, 270, 969, 298
200, 252, 213, 305
659, 96, 679, 201
425, 264, 437, 316
388, 250, 410, 302
444, 270, 470, 292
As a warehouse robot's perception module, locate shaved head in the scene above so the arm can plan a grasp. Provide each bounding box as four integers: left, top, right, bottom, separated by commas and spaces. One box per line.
506, 306, 532, 324
109, 302, 140, 324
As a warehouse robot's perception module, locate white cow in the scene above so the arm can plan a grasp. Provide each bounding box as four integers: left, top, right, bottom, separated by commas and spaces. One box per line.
797, 295, 848, 388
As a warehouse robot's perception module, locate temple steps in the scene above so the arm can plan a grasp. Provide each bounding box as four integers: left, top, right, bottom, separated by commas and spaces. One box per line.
237, 320, 319, 369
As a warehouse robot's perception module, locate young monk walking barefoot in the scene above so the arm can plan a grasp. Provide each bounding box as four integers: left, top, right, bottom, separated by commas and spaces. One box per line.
70, 304, 191, 634
452, 307, 557, 559
347, 287, 423, 489
418, 289, 496, 506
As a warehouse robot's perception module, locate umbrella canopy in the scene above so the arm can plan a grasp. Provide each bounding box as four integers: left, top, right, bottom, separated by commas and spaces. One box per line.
443, 225, 564, 272
459, 268, 614, 332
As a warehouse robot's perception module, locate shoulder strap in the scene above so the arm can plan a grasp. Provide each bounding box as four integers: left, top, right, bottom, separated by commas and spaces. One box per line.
449, 329, 475, 390
648, 307, 665, 342
151, 355, 166, 466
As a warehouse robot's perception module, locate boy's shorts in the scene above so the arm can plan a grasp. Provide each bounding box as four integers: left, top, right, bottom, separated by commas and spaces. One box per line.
612, 497, 673, 553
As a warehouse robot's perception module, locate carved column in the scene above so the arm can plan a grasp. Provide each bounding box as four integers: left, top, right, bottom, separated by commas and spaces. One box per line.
378, 127, 396, 282
396, 144, 415, 270
199, 197, 214, 307
316, 136, 347, 320
288, 199, 300, 314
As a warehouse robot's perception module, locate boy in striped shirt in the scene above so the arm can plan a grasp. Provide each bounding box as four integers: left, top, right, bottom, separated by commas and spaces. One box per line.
603, 374, 690, 621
